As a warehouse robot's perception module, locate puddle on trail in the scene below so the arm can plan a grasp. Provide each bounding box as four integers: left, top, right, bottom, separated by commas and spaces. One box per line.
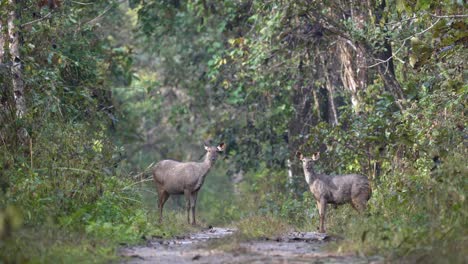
120, 227, 381, 264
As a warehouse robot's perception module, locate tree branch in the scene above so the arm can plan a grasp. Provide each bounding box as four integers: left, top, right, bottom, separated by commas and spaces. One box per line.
368, 18, 441, 68
21, 12, 52, 27
428, 13, 468, 19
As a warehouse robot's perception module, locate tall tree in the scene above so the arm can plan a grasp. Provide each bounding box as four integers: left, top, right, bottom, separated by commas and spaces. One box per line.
336, 1, 368, 113
367, 0, 405, 111
0, 17, 4, 64
7, 0, 26, 118
318, 50, 339, 126
0, 9, 6, 121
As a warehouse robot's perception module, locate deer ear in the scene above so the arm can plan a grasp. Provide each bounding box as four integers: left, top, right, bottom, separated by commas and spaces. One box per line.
311, 152, 320, 160
204, 145, 210, 151
296, 151, 304, 160
217, 143, 225, 152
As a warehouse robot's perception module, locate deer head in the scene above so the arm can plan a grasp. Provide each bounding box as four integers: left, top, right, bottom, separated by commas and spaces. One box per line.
204, 142, 225, 162
296, 151, 320, 171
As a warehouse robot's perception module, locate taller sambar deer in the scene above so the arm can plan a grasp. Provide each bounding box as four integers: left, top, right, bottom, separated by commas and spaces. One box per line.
153, 142, 225, 225
296, 151, 371, 233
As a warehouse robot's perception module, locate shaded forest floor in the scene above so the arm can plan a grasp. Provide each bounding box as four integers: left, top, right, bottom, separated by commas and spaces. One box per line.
120, 227, 383, 264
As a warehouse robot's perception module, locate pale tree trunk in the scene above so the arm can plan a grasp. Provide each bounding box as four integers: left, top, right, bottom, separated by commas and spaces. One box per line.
324, 70, 338, 126
1, 12, 9, 114
8, 0, 26, 118
337, 1, 368, 113
339, 41, 368, 113
0, 19, 4, 64
318, 51, 338, 126
1, 16, 4, 118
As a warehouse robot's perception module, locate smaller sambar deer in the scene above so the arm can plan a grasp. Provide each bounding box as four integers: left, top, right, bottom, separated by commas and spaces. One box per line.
296, 151, 371, 233
153, 142, 225, 225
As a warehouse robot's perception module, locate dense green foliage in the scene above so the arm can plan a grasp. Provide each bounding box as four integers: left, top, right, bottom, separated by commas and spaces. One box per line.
1, 0, 466, 263
0, 1, 187, 262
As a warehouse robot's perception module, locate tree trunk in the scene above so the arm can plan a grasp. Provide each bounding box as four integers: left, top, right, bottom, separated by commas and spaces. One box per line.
337, 1, 368, 113
377, 66, 405, 111
324, 69, 338, 126
319, 51, 339, 126
287, 68, 316, 193
1, 16, 5, 124
0, 19, 4, 64
374, 39, 405, 111
371, 0, 405, 111
1, 13, 11, 119
8, 0, 26, 118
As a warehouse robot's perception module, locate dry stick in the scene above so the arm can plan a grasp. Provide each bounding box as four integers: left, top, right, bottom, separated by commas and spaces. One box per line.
84, 5, 112, 25
70, 0, 95, 5
21, 12, 52, 27
84, 0, 126, 26
429, 13, 468, 18
141, 189, 158, 195
131, 162, 155, 179
30, 137, 33, 170
117, 195, 142, 204
121, 178, 154, 191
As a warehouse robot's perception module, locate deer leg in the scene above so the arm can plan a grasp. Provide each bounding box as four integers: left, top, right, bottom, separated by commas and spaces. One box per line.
184, 190, 191, 224
315, 200, 321, 231
158, 191, 169, 224
318, 198, 327, 233
352, 196, 367, 213
190, 192, 198, 226
350, 200, 359, 211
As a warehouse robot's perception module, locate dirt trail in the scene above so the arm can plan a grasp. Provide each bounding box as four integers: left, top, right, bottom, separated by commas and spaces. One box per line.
120, 227, 381, 264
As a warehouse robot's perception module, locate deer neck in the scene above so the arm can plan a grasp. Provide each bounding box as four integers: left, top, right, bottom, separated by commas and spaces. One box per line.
304, 169, 317, 185
200, 154, 214, 174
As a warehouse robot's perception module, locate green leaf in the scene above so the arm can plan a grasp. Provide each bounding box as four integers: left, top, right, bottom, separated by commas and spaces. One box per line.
416, 0, 431, 11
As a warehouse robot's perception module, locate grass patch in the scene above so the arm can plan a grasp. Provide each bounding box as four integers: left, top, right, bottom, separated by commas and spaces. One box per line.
0, 211, 200, 263
236, 215, 292, 239
1, 225, 117, 263
205, 215, 291, 252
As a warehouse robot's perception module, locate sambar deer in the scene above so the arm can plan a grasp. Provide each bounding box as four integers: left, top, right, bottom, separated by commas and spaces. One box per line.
296, 151, 371, 233
153, 142, 225, 225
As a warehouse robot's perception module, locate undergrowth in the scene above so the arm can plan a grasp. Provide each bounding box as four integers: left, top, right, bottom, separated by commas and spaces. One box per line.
0, 119, 194, 263
235, 152, 467, 263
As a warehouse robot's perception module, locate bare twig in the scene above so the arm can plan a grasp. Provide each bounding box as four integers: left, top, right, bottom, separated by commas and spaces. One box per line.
385, 14, 417, 26
386, 12, 468, 27
21, 12, 53, 27
53, 167, 96, 174
84, 0, 126, 26
121, 178, 154, 191
116, 195, 142, 203
30, 138, 33, 170
84, 5, 112, 25
428, 13, 468, 18
70, 0, 95, 5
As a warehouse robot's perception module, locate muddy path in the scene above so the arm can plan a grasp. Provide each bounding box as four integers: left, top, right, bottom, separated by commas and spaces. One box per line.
120, 227, 382, 264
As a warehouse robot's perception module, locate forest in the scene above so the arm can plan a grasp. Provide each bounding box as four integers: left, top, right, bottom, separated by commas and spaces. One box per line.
0, 0, 466, 263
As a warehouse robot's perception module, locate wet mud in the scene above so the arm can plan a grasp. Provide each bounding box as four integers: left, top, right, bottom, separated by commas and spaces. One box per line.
120, 227, 382, 264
